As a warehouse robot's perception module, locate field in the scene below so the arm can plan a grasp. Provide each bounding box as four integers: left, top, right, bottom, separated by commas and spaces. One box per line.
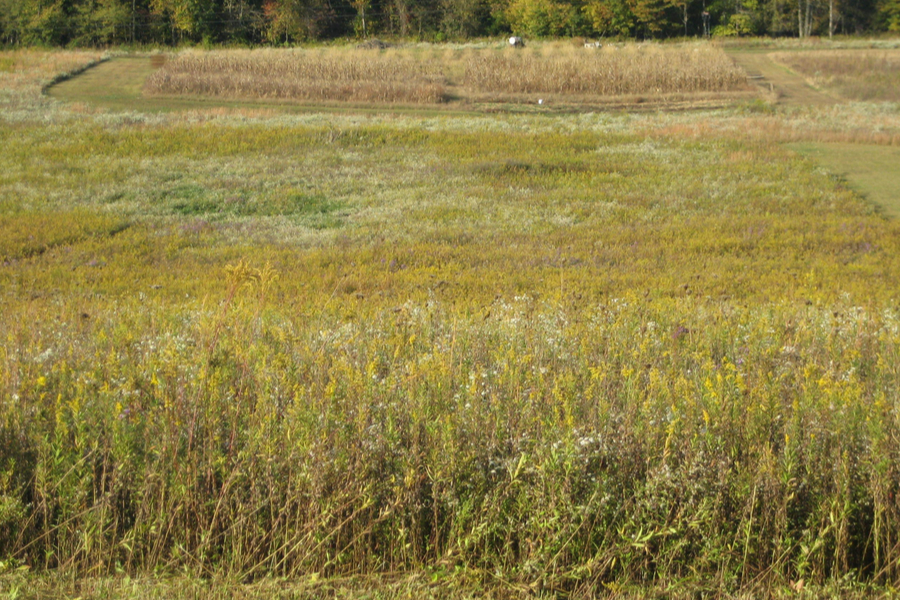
770, 49, 900, 102
144, 43, 753, 109
3, 44, 900, 598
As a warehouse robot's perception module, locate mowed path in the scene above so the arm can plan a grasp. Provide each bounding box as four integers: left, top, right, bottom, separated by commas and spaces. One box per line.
49, 56, 163, 110
788, 142, 900, 217
727, 50, 839, 106
722, 51, 900, 217
47, 56, 477, 116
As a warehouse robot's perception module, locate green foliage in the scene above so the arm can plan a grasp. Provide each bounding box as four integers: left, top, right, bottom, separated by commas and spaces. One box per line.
505, 0, 583, 36
440, 0, 489, 38
71, 0, 131, 45
150, 0, 216, 42
0, 0, 896, 47
712, 12, 753, 35
584, 0, 638, 36
878, 0, 900, 30
263, 0, 333, 43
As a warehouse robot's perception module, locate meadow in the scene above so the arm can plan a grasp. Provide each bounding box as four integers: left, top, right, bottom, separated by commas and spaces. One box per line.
770, 49, 900, 102
3, 46, 900, 598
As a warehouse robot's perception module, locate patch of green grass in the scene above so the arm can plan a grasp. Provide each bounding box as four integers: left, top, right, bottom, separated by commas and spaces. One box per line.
787, 142, 900, 217
152, 182, 346, 224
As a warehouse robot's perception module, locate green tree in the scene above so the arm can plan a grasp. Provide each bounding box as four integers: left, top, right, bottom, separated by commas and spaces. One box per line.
150, 0, 215, 43
629, 0, 677, 35
505, 0, 582, 36
221, 0, 264, 42
0, 0, 25, 44
10, 0, 69, 45
878, 0, 900, 29
351, 0, 372, 36
263, 0, 331, 42
441, 0, 489, 37
384, 0, 412, 35
583, 0, 637, 34
72, 0, 132, 45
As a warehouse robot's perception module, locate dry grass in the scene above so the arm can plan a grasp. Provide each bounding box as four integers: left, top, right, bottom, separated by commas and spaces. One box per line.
145, 48, 449, 104
0, 49, 106, 122
770, 49, 900, 101
0, 49, 105, 89
143, 43, 752, 108
464, 43, 751, 97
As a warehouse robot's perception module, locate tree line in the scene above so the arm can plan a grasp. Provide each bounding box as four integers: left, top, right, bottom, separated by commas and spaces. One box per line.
1, 0, 897, 47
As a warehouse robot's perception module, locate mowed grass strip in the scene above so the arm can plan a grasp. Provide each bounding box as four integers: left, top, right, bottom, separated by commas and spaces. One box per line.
788, 142, 900, 217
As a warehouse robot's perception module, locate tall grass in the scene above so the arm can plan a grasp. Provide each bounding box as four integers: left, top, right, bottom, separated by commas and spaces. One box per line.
770, 50, 900, 102
0, 49, 104, 119
4, 287, 900, 593
145, 49, 449, 104
464, 43, 750, 96
143, 43, 750, 107
4, 48, 900, 597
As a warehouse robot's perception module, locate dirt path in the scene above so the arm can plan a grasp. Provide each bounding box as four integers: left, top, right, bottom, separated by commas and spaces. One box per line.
727, 50, 839, 106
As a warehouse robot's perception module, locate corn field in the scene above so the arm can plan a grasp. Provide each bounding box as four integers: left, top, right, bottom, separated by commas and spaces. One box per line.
144, 44, 750, 106
145, 49, 449, 104
464, 44, 750, 96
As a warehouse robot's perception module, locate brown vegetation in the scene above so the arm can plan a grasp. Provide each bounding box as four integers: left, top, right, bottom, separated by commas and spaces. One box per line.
770, 49, 900, 102
145, 48, 449, 104
143, 43, 752, 108
464, 44, 750, 96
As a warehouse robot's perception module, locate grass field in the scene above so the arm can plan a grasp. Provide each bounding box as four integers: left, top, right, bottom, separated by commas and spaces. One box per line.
141, 43, 754, 110
770, 49, 900, 102
3, 45, 900, 598
788, 143, 900, 216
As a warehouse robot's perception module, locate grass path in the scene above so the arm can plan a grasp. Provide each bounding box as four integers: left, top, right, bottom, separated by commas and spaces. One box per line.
726, 50, 900, 217
47, 56, 166, 111
46, 56, 467, 116
787, 142, 900, 217
727, 50, 839, 106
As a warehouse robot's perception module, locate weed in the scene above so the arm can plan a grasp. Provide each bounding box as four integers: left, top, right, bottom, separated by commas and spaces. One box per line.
3, 47, 900, 597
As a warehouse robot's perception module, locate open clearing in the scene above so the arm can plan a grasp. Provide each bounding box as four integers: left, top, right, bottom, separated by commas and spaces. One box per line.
5, 44, 900, 598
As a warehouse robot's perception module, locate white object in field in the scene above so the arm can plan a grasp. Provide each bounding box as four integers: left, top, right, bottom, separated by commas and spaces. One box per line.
538, 99, 543, 105
508, 36, 525, 48
584, 41, 602, 48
